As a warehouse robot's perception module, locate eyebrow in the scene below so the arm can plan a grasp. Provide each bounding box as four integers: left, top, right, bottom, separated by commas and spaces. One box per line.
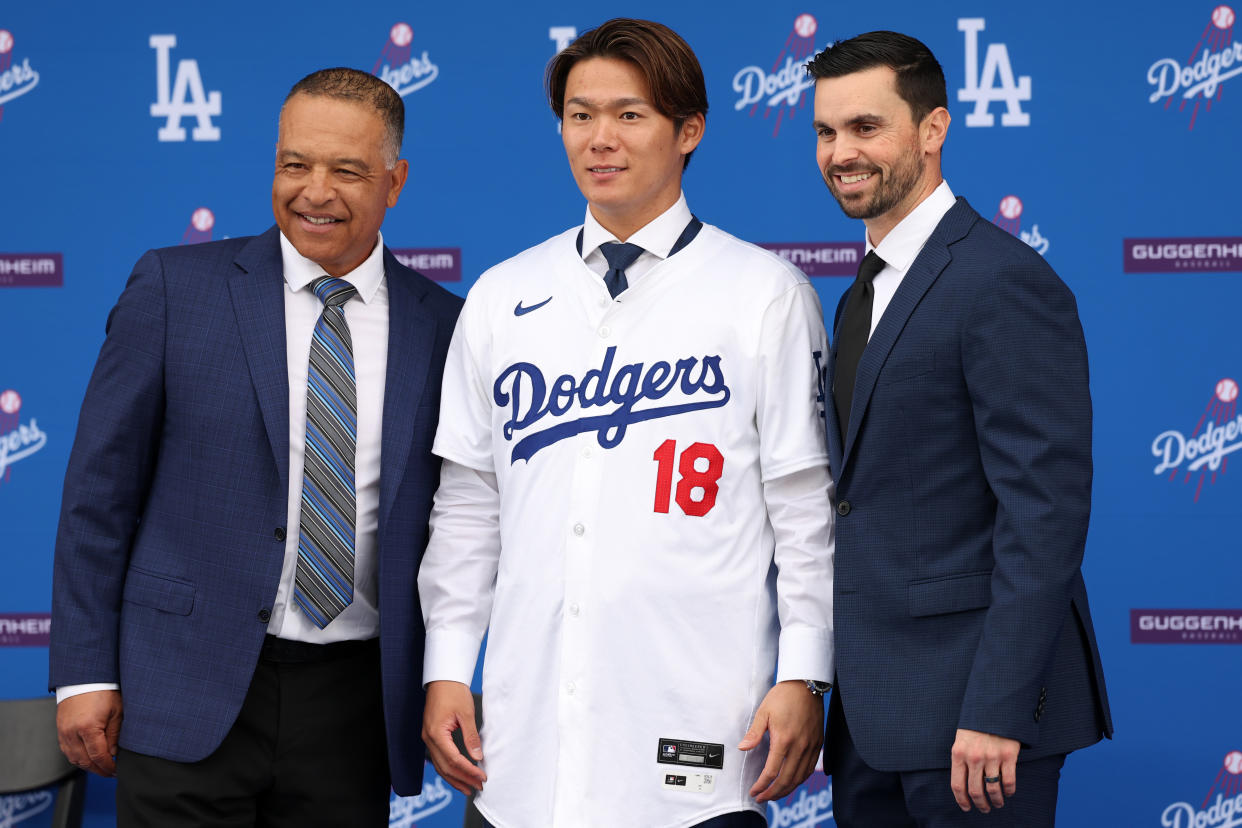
277, 149, 371, 170
812, 113, 888, 131
565, 95, 651, 109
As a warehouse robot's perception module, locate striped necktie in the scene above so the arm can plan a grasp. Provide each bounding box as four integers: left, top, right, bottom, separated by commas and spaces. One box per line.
293, 276, 358, 628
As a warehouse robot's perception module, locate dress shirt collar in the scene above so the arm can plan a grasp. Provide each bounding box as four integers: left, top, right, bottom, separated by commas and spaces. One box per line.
867, 180, 956, 274
579, 192, 693, 262
279, 231, 386, 304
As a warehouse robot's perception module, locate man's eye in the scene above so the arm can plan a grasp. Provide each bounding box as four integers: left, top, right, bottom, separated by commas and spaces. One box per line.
620, 112, 639, 120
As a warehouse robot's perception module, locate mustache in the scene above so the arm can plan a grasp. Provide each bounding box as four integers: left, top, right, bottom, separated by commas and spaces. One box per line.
826, 164, 879, 176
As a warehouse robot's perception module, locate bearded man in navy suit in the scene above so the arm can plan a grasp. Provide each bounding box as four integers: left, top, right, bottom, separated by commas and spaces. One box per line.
50, 67, 461, 826
808, 32, 1112, 826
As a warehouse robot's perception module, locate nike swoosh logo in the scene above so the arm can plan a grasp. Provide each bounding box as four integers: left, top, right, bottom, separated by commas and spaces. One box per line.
514, 296, 553, 316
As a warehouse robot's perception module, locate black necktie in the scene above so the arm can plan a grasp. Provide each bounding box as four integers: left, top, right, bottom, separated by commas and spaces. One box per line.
833, 251, 886, 440
599, 242, 644, 299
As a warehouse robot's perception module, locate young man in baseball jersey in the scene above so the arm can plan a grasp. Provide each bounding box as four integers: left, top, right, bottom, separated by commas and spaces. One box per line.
419, 19, 835, 828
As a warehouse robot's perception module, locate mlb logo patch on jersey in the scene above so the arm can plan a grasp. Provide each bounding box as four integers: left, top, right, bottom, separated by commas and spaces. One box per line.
657, 738, 725, 769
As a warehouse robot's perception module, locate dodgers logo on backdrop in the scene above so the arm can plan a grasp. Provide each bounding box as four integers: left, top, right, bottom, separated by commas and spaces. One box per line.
1159, 750, 1242, 827
1151, 377, 1240, 502
1147, 5, 1240, 129
149, 35, 221, 142
1131, 609, 1242, 643
182, 207, 215, 245
494, 346, 731, 463
0, 389, 47, 485
990, 195, 1050, 255
388, 771, 454, 827
0, 29, 41, 122
733, 14, 821, 137
767, 772, 833, 827
957, 18, 1032, 126
0, 790, 54, 825
373, 23, 439, 98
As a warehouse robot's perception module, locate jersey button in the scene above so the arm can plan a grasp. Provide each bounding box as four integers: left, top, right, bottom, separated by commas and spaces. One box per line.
581, 446, 592, 459
836, 500, 851, 516
572, 523, 585, 536
566, 682, 577, 695
569, 603, 580, 617
598, 325, 611, 338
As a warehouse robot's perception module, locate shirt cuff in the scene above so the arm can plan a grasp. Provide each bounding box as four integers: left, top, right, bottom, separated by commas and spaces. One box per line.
423, 628, 485, 687
775, 626, 834, 684
56, 683, 120, 703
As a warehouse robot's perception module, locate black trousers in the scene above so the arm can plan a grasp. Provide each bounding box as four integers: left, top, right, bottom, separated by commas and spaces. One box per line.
827, 686, 1066, 828
116, 635, 389, 828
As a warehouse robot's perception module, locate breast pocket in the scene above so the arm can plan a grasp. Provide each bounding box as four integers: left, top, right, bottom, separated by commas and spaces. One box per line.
878, 352, 936, 386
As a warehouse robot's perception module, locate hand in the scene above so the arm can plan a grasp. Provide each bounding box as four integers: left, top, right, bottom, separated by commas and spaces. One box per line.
738, 679, 825, 802
56, 690, 123, 777
949, 728, 1020, 812
421, 680, 486, 796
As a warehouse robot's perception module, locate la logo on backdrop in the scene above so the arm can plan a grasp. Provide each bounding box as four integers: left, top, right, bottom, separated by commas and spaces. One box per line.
1147, 4, 1239, 128
150, 34, 221, 142
1151, 377, 1240, 502
0, 29, 40, 123
957, 18, 1032, 127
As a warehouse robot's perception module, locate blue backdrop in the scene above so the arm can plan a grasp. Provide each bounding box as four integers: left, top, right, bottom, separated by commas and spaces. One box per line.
2, 1, 1240, 826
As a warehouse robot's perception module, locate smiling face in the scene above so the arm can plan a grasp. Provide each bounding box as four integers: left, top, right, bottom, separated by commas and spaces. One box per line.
561, 57, 703, 241
272, 93, 408, 276
812, 66, 947, 244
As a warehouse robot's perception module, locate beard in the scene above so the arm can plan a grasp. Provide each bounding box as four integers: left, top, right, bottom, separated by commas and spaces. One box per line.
824, 147, 924, 221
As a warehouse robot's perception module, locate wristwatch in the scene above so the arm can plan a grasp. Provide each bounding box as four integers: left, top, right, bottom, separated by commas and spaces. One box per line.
805, 680, 832, 696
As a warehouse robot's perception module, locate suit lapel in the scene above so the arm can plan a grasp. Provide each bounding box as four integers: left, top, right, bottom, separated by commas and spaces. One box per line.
379, 248, 437, 528
840, 199, 979, 471
229, 227, 290, 495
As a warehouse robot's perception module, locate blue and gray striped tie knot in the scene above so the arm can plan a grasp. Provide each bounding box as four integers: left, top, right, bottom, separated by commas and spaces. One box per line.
294, 275, 359, 628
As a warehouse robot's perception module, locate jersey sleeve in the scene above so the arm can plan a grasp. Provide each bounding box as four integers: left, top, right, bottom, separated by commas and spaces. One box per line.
432, 284, 495, 473
755, 280, 831, 480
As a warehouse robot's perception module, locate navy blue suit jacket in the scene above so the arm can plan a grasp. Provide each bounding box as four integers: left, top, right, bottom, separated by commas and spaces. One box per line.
825, 199, 1113, 773
49, 226, 462, 795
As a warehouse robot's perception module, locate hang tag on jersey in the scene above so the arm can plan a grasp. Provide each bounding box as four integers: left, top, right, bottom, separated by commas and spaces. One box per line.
662, 771, 717, 794
657, 738, 725, 769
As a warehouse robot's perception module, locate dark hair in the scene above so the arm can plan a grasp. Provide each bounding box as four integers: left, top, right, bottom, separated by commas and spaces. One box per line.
546, 18, 708, 169
806, 31, 947, 124
284, 67, 404, 166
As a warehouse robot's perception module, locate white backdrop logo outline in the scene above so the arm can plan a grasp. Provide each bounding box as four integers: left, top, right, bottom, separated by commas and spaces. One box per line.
957, 18, 1032, 126
0, 29, 40, 111
149, 34, 221, 142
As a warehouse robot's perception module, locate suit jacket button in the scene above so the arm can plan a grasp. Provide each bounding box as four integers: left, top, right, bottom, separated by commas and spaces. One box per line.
274, 527, 286, 541
258, 608, 271, 623
837, 500, 851, 516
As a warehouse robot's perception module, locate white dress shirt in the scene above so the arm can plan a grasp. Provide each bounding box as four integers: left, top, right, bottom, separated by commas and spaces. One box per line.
57, 231, 389, 702
579, 192, 695, 286
866, 180, 957, 338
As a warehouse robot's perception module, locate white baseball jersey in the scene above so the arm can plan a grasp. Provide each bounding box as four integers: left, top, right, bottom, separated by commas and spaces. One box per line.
421, 214, 833, 828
